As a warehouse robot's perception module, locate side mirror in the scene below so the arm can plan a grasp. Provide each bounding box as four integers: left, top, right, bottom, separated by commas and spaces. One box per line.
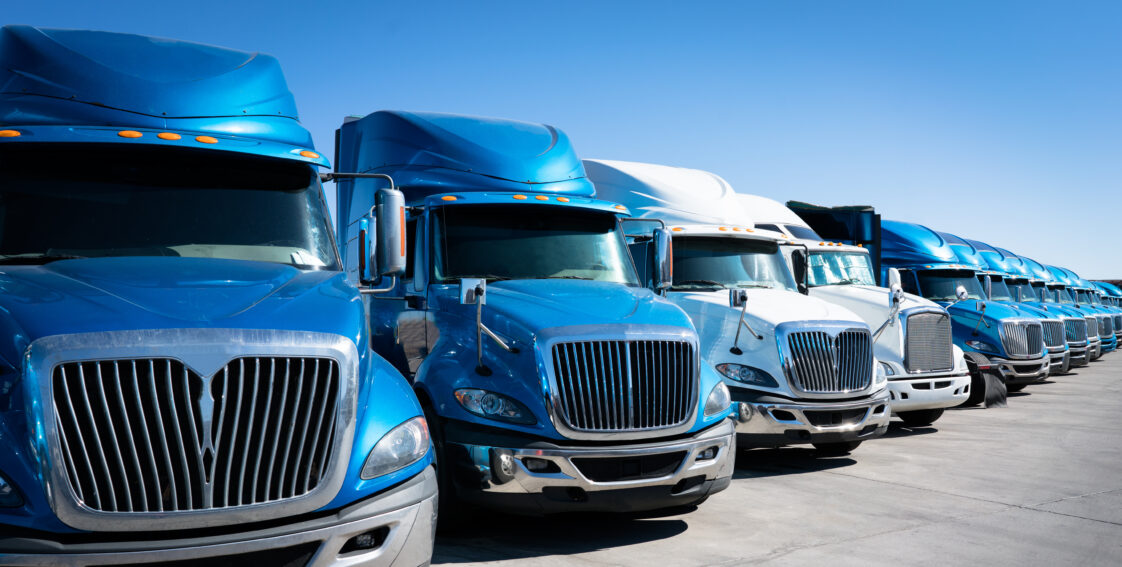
653, 228, 673, 290
984, 276, 993, 300
955, 285, 969, 302
460, 278, 486, 305
791, 249, 809, 295
375, 188, 406, 277
730, 289, 747, 308
887, 268, 902, 290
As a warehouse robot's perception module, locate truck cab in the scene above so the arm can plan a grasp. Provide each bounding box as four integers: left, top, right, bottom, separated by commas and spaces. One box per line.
333, 112, 735, 517
1045, 266, 1112, 359
585, 160, 891, 455
934, 233, 1065, 384
879, 221, 1050, 389
984, 247, 1090, 371
0, 27, 436, 565
1092, 282, 1122, 345
1064, 271, 1117, 354
743, 196, 968, 426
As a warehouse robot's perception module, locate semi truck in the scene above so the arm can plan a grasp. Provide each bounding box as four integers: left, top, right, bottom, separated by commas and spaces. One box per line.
332, 112, 735, 518
0, 27, 437, 566
1092, 282, 1122, 344
932, 232, 1062, 386
1063, 269, 1117, 354
1046, 266, 1113, 358
1025, 261, 1103, 362
740, 195, 969, 426
585, 160, 891, 455
981, 247, 1090, 371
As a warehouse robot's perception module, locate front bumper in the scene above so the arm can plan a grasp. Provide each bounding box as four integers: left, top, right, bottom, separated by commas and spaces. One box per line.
0, 467, 438, 567
733, 388, 891, 447
987, 354, 1049, 385
445, 419, 735, 515
1067, 341, 1089, 368
887, 371, 971, 413
1046, 347, 1070, 374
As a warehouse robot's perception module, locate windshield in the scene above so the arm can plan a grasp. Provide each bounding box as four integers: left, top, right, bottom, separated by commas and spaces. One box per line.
988, 276, 1015, 302
0, 144, 338, 269
1052, 286, 1075, 305
432, 204, 638, 284
917, 270, 986, 302
670, 236, 796, 291
807, 251, 876, 287
1009, 280, 1039, 302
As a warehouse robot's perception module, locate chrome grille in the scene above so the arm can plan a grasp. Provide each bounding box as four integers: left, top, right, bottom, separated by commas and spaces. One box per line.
1100, 316, 1114, 338
551, 340, 697, 432
904, 312, 954, 372
1041, 320, 1066, 348
785, 329, 873, 393
1086, 316, 1099, 338
52, 357, 340, 514
1114, 315, 1121, 333
1064, 318, 1088, 342
1001, 321, 1044, 357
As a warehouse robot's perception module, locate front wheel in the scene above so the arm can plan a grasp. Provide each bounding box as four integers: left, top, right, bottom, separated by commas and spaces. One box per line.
963, 370, 987, 406
897, 408, 944, 427
813, 441, 861, 456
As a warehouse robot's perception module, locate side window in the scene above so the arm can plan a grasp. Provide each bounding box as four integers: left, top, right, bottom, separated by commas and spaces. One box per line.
899, 269, 920, 295
756, 223, 780, 233
404, 219, 417, 281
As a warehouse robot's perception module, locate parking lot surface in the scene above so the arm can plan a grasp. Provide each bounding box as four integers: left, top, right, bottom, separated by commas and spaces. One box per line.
434, 355, 1122, 566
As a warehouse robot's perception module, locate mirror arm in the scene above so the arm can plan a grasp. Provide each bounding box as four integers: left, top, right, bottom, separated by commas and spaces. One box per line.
359, 275, 397, 295
321, 172, 397, 190
971, 302, 990, 335
730, 298, 762, 354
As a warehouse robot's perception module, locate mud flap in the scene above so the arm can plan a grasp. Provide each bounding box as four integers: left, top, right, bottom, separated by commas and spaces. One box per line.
964, 352, 1007, 408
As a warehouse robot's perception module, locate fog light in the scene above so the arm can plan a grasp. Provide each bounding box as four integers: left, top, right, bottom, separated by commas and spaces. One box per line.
522, 457, 560, 473
697, 446, 719, 461
340, 527, 389, 554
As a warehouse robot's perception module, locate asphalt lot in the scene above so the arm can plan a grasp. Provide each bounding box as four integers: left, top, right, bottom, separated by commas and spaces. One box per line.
433, 354, 1122, 566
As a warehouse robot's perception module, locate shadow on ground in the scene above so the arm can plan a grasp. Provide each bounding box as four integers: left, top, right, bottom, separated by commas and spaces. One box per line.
434, 508, 689, 563
732, 446, 856, 479
881, 421, 939, 439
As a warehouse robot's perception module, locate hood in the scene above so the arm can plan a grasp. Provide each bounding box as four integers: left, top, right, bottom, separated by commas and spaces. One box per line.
943, 299, 1025, 323
435, 279, 694, 342
0, 257, 361, 365
810, 284, 934, 315
673, 288, 863, 330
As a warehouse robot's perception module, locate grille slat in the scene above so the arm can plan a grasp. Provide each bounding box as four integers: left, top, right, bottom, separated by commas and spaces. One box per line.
52, 356, 339, 515
905, 313, 954, 372
1001, 321, 1044, 357
1100, 316, 1114, 337
1086, 316, 1099, 339
552, 340, 696, 433
1065, 318, 1088, 342
785, 329, 873, 393
1041, 320, 1066, 348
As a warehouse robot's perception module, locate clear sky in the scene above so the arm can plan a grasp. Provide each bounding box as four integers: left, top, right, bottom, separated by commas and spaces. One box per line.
8, 1, 1122, 278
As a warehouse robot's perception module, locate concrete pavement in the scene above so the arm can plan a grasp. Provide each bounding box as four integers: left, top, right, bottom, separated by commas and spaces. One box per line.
433, 354, 1122, 566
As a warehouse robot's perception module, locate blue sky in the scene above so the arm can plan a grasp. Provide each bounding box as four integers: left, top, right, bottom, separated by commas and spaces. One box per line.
9, 1, 1122, 278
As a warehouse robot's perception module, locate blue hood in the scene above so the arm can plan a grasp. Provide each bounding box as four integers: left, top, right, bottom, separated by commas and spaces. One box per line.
0, 257, 362, 366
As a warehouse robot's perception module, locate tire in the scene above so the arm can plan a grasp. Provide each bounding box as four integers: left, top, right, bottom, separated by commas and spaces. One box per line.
813, 441, 861, 456
963, 369, 986, 406
422, 402, 467, 532
1007, 383, 1028, 393
897, 408, 944, 427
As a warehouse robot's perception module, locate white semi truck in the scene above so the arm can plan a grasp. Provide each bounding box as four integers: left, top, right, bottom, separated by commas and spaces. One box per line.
738, 195, 970, 425
586, 160, 891, 455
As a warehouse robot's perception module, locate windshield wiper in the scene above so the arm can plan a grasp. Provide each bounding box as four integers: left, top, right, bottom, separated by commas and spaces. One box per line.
456, 274, 511, 281
531, 276, 593, 280
0, 253, 87, 265
822, 278, 863, 286
735, 283, 774, 289
673, 279, 728, 289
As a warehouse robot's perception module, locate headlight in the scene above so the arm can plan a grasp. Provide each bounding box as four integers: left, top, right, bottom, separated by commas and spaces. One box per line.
0, 471, 24, 508
965, 340, 998, 353
704, 382, 731, 417
454, 389, 536, 425
875, 362, 888, 386
361, 417, 430, 480
715, 363, 779, 387
878, 361, 896, 377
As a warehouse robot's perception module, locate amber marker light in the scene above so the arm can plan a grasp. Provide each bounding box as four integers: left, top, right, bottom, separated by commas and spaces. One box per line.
614, 205, 626, 211
718, 226, 729, 231
557, 197, 570, 202
441, 195, 457, 201
513, 194, 528, 200
196, 135, 218, 144
118, 130, 143, 138
300, 150, 320, 159
0, 129, 21, 137
157, 132, 181, 140
672, 227, 684, 232
535, 195, 549, 201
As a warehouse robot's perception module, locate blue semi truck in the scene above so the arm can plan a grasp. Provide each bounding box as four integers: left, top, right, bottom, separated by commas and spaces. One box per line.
932, 233, 1066, 381
977, 246, 1091, 371
0, 27, 437, 565
877, 221, 1049, 393
333, 111, 735, 517
1046, 266, 1115, 357
1092, 282, 1122, 344
1019, 256, 1104, 362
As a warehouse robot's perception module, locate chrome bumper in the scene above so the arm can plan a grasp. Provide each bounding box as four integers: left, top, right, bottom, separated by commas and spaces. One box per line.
887, 371, 971, 413
0, 467, 438, 566
447, 419, 735, 514
988, 354, 1049, 384
1047, 348, 1070, 373
734, 388, 891, 447
1068, 341, 1090, 367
